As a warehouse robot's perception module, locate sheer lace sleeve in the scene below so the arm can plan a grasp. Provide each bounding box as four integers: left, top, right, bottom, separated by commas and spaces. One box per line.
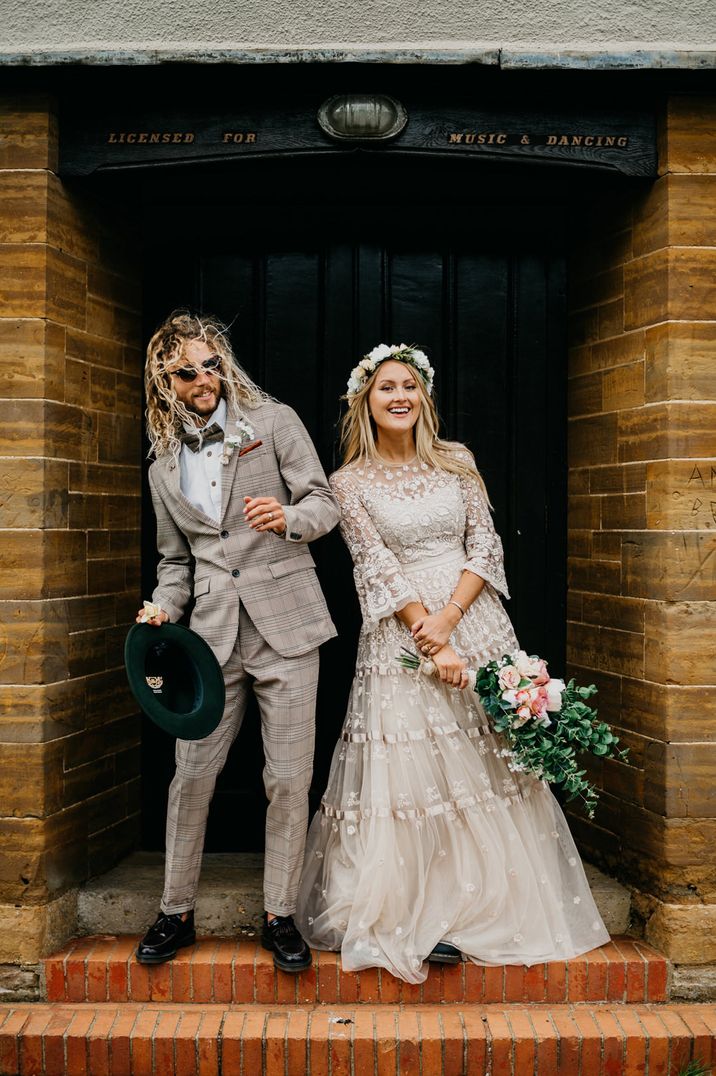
330, 469, 421, 629
459, 462, 511, 599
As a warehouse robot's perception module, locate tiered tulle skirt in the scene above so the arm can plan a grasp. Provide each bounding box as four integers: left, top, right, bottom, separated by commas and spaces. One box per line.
296, 665, 609, 983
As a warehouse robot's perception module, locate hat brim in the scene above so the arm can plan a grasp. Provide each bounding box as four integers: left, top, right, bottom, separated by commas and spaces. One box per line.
124, 622, 226, 740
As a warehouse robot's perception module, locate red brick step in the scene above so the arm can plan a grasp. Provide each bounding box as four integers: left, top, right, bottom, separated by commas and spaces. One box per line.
43, 935, 669, 1006
2, 1000, 714, 1075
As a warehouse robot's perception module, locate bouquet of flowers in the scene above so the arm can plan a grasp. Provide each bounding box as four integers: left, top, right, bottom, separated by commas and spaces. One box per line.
399, 647, 626, 818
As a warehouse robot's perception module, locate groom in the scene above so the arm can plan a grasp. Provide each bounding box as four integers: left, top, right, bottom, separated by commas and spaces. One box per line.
135, 310, 339, 971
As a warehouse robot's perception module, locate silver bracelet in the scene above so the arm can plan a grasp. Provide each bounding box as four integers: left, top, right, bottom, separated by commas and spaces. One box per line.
448, 599, 465, 618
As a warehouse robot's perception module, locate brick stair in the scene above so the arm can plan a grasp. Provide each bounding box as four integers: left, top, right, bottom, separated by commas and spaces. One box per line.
0, 935, 712, 1074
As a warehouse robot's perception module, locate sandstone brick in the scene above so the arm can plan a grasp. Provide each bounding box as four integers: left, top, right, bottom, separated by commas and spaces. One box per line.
85, 669, 137, 728
646, 903, 716, 964
115, 371, 142, 418
0, 172, 49, 245
602, 756, 644, 808
566, 621, 644, 679
85, 295, 142, 349
590, 331, 646, 373
0, 98, 57, 171
0, 600, 70, 684
69, 462, 140, 498
632, 176, 668, 258
618, 403, 716, 463
46, 176, 101, 266
567, 556, 621, 595
622, 532, 716, 601
645, 742, 716, 818
644, 601, 716, 685
621, 677, 716, 742
646, 459, 716, 530
0, 399, 93, 461
88, 814, 139, 878
602, 362, 645, 413
45, 247, 86, 330
567, 306, 600, 348
89, 365, 116, 411
65, 328, 126, 372
67, 492, 102, 529
567, 494, 601, 530
0, 741, 64, 817
567, 530, 591, 557
662, 95, 716, 175
0, 892, 77, 964
598, 298, 624, 340
645, 322, 716, 404
567, 371, 602, 417
569, 412, 618, 467
97, 413, 141, 467
569, 266, 623, 311
564, 663, 622, 722
0, 318, 65, 401
601, 493, 646, 530
667, 174, 716, 247
580, 594, 645, 634
589, 462, 647, 494
0, 245, 47, 318
0, 458, 69, 529
0, 530, 87, 601
593, 531, 622, 559
0, 679, 87, 743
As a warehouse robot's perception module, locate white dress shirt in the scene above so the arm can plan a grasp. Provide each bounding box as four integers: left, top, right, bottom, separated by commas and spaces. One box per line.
179, 398, 226, 520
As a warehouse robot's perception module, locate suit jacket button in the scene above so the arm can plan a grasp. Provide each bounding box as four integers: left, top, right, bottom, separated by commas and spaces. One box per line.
221, 530, 229, 539
231, 568, 240, 578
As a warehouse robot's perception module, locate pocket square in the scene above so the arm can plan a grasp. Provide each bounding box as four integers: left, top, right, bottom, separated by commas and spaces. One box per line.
238, 439, 263, 457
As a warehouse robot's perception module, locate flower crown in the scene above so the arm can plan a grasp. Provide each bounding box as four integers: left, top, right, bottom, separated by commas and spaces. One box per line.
346, 343, 435, 397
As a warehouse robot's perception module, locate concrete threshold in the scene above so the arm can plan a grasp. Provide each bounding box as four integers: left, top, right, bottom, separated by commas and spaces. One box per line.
77, 852, 631, 937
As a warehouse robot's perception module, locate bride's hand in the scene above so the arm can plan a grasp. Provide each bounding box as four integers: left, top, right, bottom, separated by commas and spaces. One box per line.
411, 607, 461, 656
431, 645, 469, 689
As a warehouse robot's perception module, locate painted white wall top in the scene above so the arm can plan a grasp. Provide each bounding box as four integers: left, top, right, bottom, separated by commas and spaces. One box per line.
2, 0, 715, 65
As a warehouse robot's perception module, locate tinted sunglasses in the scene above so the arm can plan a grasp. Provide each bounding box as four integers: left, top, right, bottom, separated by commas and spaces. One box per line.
170, 356, 222, 382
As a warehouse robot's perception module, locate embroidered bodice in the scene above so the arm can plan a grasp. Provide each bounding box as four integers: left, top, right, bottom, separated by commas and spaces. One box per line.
330, 453, 517, 671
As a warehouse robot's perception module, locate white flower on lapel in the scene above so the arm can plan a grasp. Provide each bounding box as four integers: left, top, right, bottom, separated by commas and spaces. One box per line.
220, 418, 255, 465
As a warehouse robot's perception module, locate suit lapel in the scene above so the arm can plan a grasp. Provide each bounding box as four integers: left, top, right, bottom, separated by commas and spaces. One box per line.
159, 453, 220, 530
219, 436, 242, 524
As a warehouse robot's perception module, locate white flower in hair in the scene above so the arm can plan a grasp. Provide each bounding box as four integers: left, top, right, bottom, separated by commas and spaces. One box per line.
346, 342, 435, 397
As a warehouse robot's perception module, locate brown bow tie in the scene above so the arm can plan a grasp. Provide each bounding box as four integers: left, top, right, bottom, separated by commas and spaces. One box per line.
179, 422, 224, 453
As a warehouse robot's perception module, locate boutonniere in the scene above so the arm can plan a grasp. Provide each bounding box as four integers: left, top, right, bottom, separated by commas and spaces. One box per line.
220, 418, 256, 465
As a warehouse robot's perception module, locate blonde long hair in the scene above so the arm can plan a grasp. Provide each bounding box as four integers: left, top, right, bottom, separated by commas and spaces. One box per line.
338, 358, 488, 495
144, 310, 269, 459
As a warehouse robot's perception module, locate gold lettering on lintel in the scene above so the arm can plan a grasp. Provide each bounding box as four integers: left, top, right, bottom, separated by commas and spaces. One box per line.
448, 132, 629, 148
106, 132, 258, 145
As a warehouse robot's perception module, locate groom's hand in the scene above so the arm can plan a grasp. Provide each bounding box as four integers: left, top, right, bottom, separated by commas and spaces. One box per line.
244, 495, 286, 535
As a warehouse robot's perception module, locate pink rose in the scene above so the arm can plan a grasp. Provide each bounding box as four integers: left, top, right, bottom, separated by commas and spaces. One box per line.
498, 664, 521, 690
529, 686, 549, 718
532, 660, 550, 686
513, 705, 533, 728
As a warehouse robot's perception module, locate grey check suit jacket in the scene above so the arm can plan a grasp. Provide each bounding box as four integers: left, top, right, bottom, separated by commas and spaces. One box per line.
148, 400, 340, 665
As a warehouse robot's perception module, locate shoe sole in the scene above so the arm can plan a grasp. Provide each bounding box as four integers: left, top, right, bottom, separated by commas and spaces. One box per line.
136, 932, 196, 965
427, 951, 462, 965
261, 938, 312, 974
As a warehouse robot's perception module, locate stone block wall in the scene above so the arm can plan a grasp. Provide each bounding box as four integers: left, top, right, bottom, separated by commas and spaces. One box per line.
566, 96, 716, 971
0, 96, 143, 963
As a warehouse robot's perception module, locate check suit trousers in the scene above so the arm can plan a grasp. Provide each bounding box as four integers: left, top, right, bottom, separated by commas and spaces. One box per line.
161, 605, 319, 917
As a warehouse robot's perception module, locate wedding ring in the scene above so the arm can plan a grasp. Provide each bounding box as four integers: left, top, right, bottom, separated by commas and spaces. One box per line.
268, 512, 274, 521
422, 645, 430, 654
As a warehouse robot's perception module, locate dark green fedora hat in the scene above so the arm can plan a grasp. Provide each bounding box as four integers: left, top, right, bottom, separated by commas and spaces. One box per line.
124, 623, 225, 740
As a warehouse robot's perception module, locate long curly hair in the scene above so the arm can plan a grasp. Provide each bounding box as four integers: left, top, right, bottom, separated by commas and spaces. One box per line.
144, 310, 268, 459
338, 356, 488, 495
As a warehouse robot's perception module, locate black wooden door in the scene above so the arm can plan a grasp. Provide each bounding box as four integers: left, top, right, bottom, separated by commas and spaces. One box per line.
141, 189, 566, 851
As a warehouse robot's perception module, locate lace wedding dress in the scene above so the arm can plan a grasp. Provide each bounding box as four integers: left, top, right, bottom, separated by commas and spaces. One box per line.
295, 454, 609, 982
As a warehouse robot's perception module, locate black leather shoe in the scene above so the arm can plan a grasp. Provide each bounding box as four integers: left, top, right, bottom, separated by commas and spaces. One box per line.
427, 941, 462, 964
136, 910, 196, 965
261, 913, 312, 973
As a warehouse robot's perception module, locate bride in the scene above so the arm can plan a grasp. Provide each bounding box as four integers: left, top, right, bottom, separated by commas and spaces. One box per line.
295, 344, 608, 983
